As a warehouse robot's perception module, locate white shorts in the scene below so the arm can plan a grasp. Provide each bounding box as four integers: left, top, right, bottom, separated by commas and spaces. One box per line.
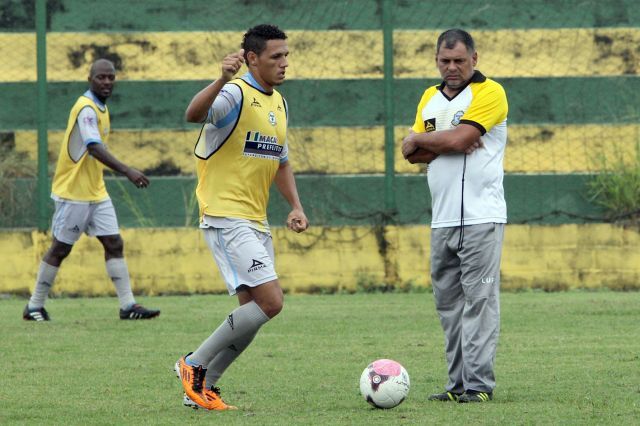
202, 225, 277, 295
51, 199, 120, 245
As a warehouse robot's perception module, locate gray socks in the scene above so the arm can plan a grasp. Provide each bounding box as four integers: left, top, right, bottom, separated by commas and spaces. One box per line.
28, 262, 59, 309
29, 259, 136, 310
205, 329, 259, 386
105, 258, 136, 309
189, 301, 269, 368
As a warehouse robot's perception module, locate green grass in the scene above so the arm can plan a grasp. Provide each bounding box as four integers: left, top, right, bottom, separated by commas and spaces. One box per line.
1, 292, 639, 425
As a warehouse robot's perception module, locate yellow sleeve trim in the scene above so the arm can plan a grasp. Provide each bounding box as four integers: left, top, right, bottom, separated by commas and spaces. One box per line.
412, 85, 439, 133
463, 79, 508, 133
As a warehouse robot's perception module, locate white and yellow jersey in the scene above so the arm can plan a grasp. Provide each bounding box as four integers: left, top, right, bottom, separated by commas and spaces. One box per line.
195, 73, 288, 227
412, 71, 508, 228
51, 90, 110, 202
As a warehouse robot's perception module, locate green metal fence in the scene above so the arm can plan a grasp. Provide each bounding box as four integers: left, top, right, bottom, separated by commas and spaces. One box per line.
2, 0, 639, 229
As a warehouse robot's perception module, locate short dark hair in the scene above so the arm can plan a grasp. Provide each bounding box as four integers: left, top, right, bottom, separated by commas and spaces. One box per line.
242, 24, 287, 61
436, 28, 475, 54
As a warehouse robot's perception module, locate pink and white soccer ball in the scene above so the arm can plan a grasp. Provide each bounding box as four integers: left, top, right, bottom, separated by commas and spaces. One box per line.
359, 359, 410, 409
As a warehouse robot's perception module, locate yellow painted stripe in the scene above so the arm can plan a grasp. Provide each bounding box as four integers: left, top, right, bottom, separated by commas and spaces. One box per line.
14, 127, 387, 174
289, 126, 386, 174
394, 28, 640, 78
14, 129, 202, 176
12, 124, 639, 174
0, 34, 37, 81
396, 124, 640, 174
0, 31, 382, 82
500, 124, 640, 174
1, 28, 639, 81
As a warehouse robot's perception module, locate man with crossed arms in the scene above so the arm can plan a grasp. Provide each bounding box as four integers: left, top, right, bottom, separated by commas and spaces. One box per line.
402, 28, 508, 403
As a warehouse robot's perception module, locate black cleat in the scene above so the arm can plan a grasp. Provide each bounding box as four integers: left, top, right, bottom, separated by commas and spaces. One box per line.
23, 305, 50, 321
458, 390, 493, 403
428, 391, 462, 402
119, 303, 160, 320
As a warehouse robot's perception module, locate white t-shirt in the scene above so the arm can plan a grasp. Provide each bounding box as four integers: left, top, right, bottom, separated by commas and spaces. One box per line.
412, 72, 508, 228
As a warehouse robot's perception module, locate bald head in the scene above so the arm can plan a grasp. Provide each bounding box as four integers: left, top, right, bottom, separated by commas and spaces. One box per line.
89, 59, 115, 78
88, 59, 116, 102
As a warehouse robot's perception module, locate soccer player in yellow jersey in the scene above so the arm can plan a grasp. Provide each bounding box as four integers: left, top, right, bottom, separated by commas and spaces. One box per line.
23, 59, 160, 321
402, 29, 508, 403
176, 25, 308, 410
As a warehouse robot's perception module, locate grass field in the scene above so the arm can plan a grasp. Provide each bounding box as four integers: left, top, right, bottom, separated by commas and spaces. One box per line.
1, 291, 639, 425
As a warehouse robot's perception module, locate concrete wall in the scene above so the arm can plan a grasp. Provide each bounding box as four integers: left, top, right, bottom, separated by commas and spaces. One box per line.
3, 224, 638, 296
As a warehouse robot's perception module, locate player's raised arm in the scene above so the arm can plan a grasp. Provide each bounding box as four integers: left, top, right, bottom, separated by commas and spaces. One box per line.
185, 49, 245, 123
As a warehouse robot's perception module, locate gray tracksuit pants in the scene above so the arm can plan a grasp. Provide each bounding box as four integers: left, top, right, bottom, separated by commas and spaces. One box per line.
430, 223, 504, 394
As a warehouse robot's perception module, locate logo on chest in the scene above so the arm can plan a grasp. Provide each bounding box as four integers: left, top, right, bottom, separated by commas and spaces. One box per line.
424, 118, 436, 132
451, 110, 464, 126
244, 131, 282, 160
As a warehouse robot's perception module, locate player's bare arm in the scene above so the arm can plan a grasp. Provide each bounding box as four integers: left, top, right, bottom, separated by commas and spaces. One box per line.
274, 161, 309, 233
185, 49, 245, 123
87, 143, 149, 188
401, 123, 481, 157
409, 136, 483, 163
402, 128, 439, 164
406, 148, 439, 164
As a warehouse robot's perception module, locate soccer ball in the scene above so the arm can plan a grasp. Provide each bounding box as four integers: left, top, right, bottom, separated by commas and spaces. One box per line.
359, 359, 410, 409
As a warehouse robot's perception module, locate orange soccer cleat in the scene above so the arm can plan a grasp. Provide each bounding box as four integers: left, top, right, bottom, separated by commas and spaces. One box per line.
176, 354, 237, 411
201, 385, 237, 411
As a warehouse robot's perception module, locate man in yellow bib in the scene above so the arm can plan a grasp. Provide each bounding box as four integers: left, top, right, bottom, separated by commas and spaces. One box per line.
23, 59, 160, 322
176, 25, 308, 411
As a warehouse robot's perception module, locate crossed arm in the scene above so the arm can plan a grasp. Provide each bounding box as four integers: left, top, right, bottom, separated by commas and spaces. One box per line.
401, 124, 483, 164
